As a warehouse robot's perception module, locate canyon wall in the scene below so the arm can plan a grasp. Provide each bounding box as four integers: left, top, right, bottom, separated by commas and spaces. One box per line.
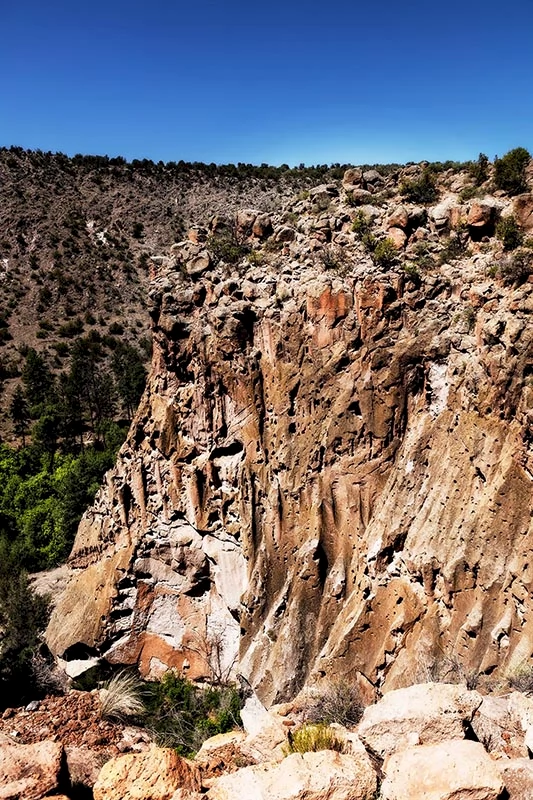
47, 173, 533, 704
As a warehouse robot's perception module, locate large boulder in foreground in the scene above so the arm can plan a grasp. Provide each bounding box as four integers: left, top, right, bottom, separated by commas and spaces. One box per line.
207, 749, 377, 800
358, 683, 482, 757
93, 745, 202, 800
0, 738, 64, 800
381, 739, 504, 800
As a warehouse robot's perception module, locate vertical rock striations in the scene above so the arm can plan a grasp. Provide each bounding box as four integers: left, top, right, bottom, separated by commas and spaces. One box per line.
47, 170, 533, 704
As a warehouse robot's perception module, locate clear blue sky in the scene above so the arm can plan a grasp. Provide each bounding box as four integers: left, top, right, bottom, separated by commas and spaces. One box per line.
1, 0, 532, 166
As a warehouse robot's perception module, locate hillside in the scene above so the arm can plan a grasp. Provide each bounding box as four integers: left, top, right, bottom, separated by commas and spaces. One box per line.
0, 147, 350, 439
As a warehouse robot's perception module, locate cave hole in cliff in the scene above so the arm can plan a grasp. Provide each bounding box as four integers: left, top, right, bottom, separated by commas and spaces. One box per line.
314, 541, 329, 588
348, 399, 362, 416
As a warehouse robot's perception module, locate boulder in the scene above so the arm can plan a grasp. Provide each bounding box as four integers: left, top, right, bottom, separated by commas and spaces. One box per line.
362, 169, 384, 186
0, 739, 64, 800
358, 683, 482, 757
514, 193, 533, 231
349, 188, 373, 204
381, 740, 504, 800
497, 758, 533, 799
430, 197, 459, 228
93, 745, 201, 800
252, 214, 273, 238
467, 202, 495, 228
207, 749, 377, 800
342, 168, 363, 189
275, 226, 296, 243
387, 227, 407, 249
236, 209, 258, 239
239, 694, 287, 762
387, 205, 410, 230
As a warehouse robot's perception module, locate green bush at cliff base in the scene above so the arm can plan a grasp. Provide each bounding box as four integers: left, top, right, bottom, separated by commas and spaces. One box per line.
143, 672, 243, 757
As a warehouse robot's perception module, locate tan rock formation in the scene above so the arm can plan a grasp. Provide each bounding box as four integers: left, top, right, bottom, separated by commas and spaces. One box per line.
46, 174, 533, 707
358, 683, 481, 757
207, 750, 377, 800
93, 746, 201, 800
0, 739, 64, 800
380, 739, 504, 800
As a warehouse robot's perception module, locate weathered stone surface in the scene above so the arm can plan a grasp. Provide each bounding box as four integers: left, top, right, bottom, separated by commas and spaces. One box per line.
514, 193, 533, 231
381, 740, 504, 800
0, 739, 64, 800
358, 683, 482, 757
497, 758, 533, 799
342, 168, 363, 189
387, 205, 409, 229
468, 202, 495, 228
47, 176, 533, 706
387, 226, 407, 249
430, 196, 459, 227
93, 746, 201, 800
207, 750, 377, 800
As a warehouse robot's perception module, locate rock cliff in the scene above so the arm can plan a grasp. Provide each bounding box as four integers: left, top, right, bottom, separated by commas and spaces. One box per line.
47, 163, 533, 705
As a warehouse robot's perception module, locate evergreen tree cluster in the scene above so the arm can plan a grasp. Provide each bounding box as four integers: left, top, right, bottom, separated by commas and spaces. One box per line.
0, 338, 147, 571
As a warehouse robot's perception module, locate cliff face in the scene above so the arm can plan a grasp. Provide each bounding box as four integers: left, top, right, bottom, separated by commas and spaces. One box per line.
47, 168, 533, 704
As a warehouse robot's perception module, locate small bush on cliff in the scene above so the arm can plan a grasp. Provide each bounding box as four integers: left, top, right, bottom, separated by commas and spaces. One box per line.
493, 147, 530, 196
304, 678, 364, 728
372, 238, 397, 268
283, 724, 345, 756
496, 215, 523, 251
207, 233, 250, 265
507, 663, 533, 693
144, 672, 242, 756
400, 168, 439, 204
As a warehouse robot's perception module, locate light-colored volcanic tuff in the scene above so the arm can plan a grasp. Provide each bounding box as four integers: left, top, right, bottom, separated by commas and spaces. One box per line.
47, 162, 533, 704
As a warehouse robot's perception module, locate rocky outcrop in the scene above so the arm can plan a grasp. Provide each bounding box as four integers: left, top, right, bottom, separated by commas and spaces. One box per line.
0, 737, 65, 800
358, 683, 482, 757
93, 746, 202, 800
47, 164, 533, 705
207, 750, 377, 800
380, 740, 504, 800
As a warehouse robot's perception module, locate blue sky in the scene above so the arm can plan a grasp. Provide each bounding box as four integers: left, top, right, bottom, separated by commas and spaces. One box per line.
1, 0, 532, 165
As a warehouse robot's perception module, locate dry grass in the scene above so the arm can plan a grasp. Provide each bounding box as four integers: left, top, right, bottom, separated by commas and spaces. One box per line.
283, 723, 346, 756
98, 670, 145, 721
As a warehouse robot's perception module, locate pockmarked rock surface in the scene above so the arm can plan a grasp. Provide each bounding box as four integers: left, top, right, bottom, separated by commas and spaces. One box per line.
358, 682, 482, 756
380, 739, 504, 800
47, 163, 533, 705
207, 750, 377, 800
0, 738, 64, 800
93, 745, 202, 800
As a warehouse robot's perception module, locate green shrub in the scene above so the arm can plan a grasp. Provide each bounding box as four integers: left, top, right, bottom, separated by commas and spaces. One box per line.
144, 672, 243, 757
283, 724, 345, 756
372, 238, 397, 268
0, 553, 50, 708
494, 147, 530, 195
352, 211, 373, 238
496, 215, 523, 251
207, 234, 250, 265
508, 663, 533, 693
496, 250, 533, 285
400, 168, 439, 204
439, 235, 468, 264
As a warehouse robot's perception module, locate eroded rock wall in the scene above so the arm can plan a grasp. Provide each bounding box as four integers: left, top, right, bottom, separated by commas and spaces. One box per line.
47, 177, 533, 705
